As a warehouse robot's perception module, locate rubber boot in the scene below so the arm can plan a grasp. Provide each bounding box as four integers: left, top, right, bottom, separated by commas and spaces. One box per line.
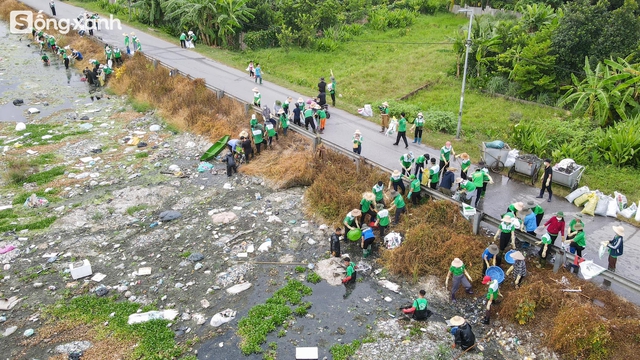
482, 310, 491, 325
418, 137, 422, 144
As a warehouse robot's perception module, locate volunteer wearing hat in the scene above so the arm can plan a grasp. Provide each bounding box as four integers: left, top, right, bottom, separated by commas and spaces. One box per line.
249, 113, 259, 129
439, 141, 455, 174
456, 153, 471, 180
372, 180, 385, 206
343, 209, 361, 242
523, 206, 538, 236
252, 88, 261, 107
399, 151, 415, 176
408, 174, 421, 205
536, 232, 553, 268
472, 168, 494, 207
445, 258, 473, 302
188, 30, 197, 47
537, 158, 553, 202
388, 190, 406, 225
388, 170, 406, 195
380, 102, 390, 133
360, 192, 378, 225
303, 104, 317, 133
602, 225, 624, 272
392, 112, 409, 148
567, 213, 584, 241
410, 112, 425, 144
564, 222, 585, 257
123, 33, 130, 55
352, 130, 363, 154
505, 202, 525, 218
449, 316, 476, 350
414, 153, 429, 183
494, 214, 516, 265
455, 178, 476, 205
505, 251, 526, 288
278, 109, 289, 135
482, 275, 501, 324
528, 200, 545, 227
360, 226, 376, 258
543, 211, 565, 247
482, 244, 500, 276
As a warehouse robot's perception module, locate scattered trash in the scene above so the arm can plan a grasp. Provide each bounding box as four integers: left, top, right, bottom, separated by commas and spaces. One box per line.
24, 193, 49, 208
149, 125, 161, 132
0, 245, 16, 254
0, 296, 22, 310
192, 313, 206, 325
209, 308, 236, 327
0, 205, 12, 211
94, 285, 109, 297
384, 296, 392, 302
79, 123, 93, 130
200, 299, 210, 308
211, 212, 237, 224
226, 282, 252, 295
69, 260, 93, 280
223, 183, 234, 190
378, 280, 400, 293
13, 99, 24, 106
91, 273, 107, 282
197, 162, 214, 173
258, 239, 272, 252
3, 326, 18, 337
187, 252, 204, 262
150, 222, 159, 228
27, 108, 40, 114
580, 261, 607, 280
138, 267, 152, 275
158, 210, 182, 222
127, 137, 141, 146
168, 164, 181, 172
23, 329, 34, 337
296, 347, 319, 360
383, 232, 403, 249
127, 310, 179, 325
267, 215, 282, 223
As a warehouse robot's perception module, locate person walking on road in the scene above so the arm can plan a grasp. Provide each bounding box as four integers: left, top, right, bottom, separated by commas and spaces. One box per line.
428, 158, 440, 190
603, 225, 624, 272
50, 0, 56, 16
493, 214, 516, 266
252, 88, 261, 107
388, 190, 406, 225
537, 158, 553, 202
389, 170, 406, 195
399, 151, 414, 176
380, 102, 390, 133
439, 141, 455, 174
329, 74, 337, 106
392, 112, 409, 148
247, 61, 254, 78
456, 153, 471, 180
410, 112, 425, 144
414, 153, 429, 183
352, 130, 363, 155
445, 258, 473, 303
254, 63, 262, 84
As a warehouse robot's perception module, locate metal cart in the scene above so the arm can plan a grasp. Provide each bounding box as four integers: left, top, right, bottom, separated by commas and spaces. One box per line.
480, 142, 511, 173
552, 165, 585, 191
508, 154, 543, 185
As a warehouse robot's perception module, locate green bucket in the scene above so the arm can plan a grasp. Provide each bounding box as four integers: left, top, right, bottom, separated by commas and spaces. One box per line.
347, 228, 362, 241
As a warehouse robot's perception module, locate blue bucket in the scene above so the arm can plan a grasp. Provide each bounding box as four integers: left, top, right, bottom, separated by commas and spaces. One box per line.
486, 266, 505, 284
505, 250, 517, 265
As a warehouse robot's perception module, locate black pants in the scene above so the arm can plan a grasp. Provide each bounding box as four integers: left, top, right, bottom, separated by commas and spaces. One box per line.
539, 180, 552, 198
255, 142, 262, 154
414, 128, 422, 140
461, 169, 468, 180
569, 242, 584, 257
330, 92, 335, 106
394, 206, 406, 225
535, 213, 544, 227
394, 131, 408, 147
89, 29, 94, 36
392, 181, 405, 195
430, 181, 437, 190
180, 40, 186, 48
378, 225, 387, 239
243, 148, 253, 163
401, 167, 411, 176
267, 135, 277, 146
440, 159, 450, 173
495, 232, 512, 266
361, 210, 376, 225
115, 57, 123, 65
411, 192, 421, 205
353, 145, 361, 155
294, 117, 301, 126
226, 164, 237, 177
304, 117, 316, 132
64, 58, 69, 69
51, 6, 56, 16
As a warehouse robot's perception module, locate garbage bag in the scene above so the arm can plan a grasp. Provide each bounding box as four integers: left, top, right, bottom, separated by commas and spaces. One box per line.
614, 191, 628, 212
606, 197, 618, 217
580, 260, 607, 280
504, 149, 519, 168
581, 193, 599, 216
619, 202, 637, 218
594, 195, 609, 217
566, 186, 590, 203
573, 192, 592, 207
635, 201, 640, 222
485, 140, 505, 149
197, 162, 214, 173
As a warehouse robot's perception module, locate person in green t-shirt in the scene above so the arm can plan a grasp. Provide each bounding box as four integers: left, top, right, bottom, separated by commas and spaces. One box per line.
454, 178, 477, 205
251, 124, 264, 154
359, 192, 377, 225
188, 30, 197, 47
399, 151, 414, 176
316, 104, 327, 133
428, 158, 440, 190
388, 169, 406, 195
252, 88, 261, 107
401, 289, 431, 320
566, 213, 584, 240
264, 119, 277, 148
343, 209, 361, 241
380, 101, 390, 133
410, 112, 425, 144
481, 275, 501, 324
329, 73, 337, 106
352, 130, 363, 155
493, 214, 516, 266
439, 141, 455, 174
414, 153, 429, 183
249, 113, 258, 129
277, 109, 289, 136
374, 207, 390, 238
41, 54, 50, 65
123, 33, 131, 55
304, 106, 316, 133
536, 232, 553, 268
113, 47, 122, 65
388, 190, 406, 225
408, 174, 421, 206
456, 153, 471, 180
564, 222, 585, 257
341, 257, 357, 284
372, 181, 385, 206
445, 258, 473, 302
179, 32, 187, 48
393, 112, 409, 148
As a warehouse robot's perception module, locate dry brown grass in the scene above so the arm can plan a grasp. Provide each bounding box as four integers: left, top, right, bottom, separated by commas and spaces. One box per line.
0, 0, 29, 19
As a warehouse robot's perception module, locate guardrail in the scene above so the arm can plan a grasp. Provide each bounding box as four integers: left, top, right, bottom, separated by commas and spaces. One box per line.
126, 51, 640, 297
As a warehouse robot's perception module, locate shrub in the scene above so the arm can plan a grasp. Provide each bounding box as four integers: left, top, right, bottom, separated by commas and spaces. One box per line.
550, 304, 612, 359
244, 30, 279, 50
514, 299, 536, 325
423, 111, 456, 134
486, 76, 508, 94
594, 117, 640, 167
314, 38, 339, 52
3, 158, 32, 185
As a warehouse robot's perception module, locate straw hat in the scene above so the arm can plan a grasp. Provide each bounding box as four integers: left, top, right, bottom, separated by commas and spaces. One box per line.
613, 225, 624, 236
382, 101, 389, 107
252, 87, 259, 92
451, 258, 464, 267
502, 214, 513, 223
392, 169, 401, 177
449, 316, 465, 326
417, 112, 423, 117
511, 251, 525, 261
513, 202, 524, 211
123, 33, 128, 36
363, 192, 375, 202
287, 97, 293, 101
488, 244, 499, 255
354, 129, 361, 135
239, 130, 248, 138
298, 97, 304, 102
130, 32, 135, 35
350, 209, 362, 217
277, 109, 284, 114
574, 223, 584, 231
314, 103, 322, 110
482, 275, 492, 285
460, 153, 470, 160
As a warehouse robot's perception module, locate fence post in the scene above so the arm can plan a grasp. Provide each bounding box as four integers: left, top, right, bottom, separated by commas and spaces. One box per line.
473, 211, 482, 235
152, 59, 158, 69
216, 90, 224, 99
244, 103, 251, 114
356, 156, 361, 172
553, 251, 565, 273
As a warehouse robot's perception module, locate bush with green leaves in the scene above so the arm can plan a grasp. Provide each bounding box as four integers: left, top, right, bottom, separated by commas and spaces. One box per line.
594, 117, 640, 167
423, 111, 456, 134
244, 30, 279, 49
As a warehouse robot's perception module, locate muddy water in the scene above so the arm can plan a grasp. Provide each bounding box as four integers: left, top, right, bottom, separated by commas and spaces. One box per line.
0, 21, 89, 123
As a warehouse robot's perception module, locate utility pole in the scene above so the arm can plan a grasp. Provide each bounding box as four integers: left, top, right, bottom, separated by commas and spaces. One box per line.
456, 9, 473, 140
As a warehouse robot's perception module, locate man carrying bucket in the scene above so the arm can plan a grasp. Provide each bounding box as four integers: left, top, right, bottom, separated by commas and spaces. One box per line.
343, 209, 361, 243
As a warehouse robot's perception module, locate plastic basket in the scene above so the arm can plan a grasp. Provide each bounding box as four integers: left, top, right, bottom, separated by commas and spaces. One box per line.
486, 266, 505, 284
347, 229, 362, 241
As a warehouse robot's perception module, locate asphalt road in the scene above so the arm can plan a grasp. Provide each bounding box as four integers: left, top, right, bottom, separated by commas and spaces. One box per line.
18, 0, 640, 297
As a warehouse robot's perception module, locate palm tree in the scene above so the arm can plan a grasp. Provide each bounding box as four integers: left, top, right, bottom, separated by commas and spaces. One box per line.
215, 0, 255, 47
517, 3, 557, 33
164, 0, 220, 46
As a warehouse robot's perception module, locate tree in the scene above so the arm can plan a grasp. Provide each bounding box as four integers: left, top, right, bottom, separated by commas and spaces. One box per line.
164, 0, 220, 46
517, 3, 557, 33
216, 0, 255, 46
